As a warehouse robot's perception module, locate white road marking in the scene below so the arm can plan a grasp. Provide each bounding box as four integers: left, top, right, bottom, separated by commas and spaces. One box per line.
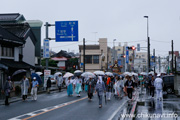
8, 96, 87, 120
107, 100, 127, 120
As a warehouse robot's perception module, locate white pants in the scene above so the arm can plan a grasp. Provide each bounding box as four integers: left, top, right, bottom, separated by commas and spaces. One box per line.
106, 92, 111, 99
31, 87, 37, 100
156, 89, 162, 100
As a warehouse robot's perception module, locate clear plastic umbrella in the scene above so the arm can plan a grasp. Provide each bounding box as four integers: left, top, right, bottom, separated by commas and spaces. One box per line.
12, 69, 26, 76
105, 72, 114, 76
54, 72, 62, 76
94, 71, 105, 75
36, 72, 43, 76
74, 70, 82, 73
81, 72, 95, 78
123, 72, 130, 76
63, 72, 74, 78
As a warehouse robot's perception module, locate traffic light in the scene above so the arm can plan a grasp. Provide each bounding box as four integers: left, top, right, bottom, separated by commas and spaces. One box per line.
120, 55, 126, 58
128, 46, 136, 50
132, 46, 136, 50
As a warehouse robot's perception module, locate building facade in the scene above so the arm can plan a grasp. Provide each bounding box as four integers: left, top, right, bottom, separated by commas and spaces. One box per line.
79, 38, 112, 72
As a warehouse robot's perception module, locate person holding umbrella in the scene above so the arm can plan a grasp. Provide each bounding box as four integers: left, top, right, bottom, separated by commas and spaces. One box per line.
124, 74, 134, 100
56, 74, 63, 92
66, 77, 74, 96
31, 77, 39, 101
106, 75, 113, 101
95, 76, 106, 108
86, 76, 95, 101
21, 75, 30, 101
74, 76, 82, 97
2, 76, 13, 105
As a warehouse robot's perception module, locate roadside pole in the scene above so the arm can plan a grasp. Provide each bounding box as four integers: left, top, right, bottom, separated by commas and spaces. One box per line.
83, 38, 85, 72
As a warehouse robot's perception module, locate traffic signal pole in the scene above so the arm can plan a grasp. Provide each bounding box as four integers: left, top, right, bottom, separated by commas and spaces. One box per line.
83, 38, 85, 72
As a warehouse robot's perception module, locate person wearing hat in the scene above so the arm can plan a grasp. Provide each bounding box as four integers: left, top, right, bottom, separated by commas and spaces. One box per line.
124, 74, 134, 100
2, 76, 13, 105
56, 74, 63, 92
31, 77, 39, 100
155, 74, 163, 101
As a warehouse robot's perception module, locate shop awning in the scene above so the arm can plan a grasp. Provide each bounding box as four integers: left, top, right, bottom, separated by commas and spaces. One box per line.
0, 59, 34, 69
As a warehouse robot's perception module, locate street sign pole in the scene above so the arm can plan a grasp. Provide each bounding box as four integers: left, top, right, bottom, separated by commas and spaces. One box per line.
45, 22, 49, 70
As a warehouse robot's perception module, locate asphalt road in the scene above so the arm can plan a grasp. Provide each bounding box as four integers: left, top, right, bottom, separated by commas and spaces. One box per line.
0, 90, 128, 120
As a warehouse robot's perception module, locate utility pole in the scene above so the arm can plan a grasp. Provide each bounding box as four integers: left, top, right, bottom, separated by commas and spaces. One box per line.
153, 49, 155, 74
171, 40, 174, 73
159, 56, 161, 73
175, 56, 177, 74
107, 48, 109, 71
148, 37, 150, 72
83, 38, 85, 72
45, 22, 49, 70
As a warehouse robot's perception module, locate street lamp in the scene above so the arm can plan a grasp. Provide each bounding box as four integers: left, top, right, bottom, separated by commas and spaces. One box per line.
144, 16, 150, 73
113, 39, 116, 65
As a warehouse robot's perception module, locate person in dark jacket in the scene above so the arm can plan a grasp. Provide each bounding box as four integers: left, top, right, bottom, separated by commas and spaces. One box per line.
47, 77, 51, 94
86, 77, 95, 101
2, 76, 13, 105
148, 76, 155, 97
125, 75, 134, 100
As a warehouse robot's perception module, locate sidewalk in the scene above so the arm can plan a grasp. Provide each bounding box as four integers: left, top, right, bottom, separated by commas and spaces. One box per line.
135, 89, 180, 120
0, 85, 59, 105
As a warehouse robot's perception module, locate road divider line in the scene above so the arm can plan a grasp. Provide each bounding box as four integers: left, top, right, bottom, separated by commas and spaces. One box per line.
8, 96, 88, 120
108, 100, 127, 120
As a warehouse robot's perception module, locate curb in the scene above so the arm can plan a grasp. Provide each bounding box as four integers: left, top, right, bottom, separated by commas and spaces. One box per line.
0, 88, 62, 105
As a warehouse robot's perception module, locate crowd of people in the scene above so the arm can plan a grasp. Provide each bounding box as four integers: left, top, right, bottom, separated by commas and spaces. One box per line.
1, 72, 164, 108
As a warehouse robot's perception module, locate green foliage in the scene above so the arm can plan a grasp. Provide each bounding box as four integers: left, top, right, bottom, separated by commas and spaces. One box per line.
41, 59, 58, 67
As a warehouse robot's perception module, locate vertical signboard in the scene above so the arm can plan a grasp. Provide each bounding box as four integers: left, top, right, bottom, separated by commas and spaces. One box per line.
44, 70, 51, 88
43, 39, 50, 58
126, 47, 129, 63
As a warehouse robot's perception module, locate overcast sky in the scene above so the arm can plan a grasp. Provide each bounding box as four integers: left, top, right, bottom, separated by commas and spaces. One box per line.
1, 0, 180, 56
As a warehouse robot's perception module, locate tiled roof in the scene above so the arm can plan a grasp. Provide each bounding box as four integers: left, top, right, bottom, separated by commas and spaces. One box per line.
0, 25, 25, 45
0, 13, 20, 21
0, 23, 37, 45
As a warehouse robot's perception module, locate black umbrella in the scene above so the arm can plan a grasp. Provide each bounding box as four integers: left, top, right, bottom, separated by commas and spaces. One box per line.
12, 69, 26, 76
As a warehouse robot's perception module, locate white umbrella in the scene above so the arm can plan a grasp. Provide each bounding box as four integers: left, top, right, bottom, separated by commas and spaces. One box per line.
81, 72, 95, 78
74, 70, 82, 73
36, 72, 43, 76
123, 72, 130, 76
63, 72, 74, 78
140, 72, 147, 75
105, 72, 114, 76
131, 72, 138, 76
94, 71, 105, 75
148, 71, 154, 75
54, 72, 62, 76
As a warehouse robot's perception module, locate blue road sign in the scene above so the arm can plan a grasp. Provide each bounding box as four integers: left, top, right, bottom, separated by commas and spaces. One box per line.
126, 47, 129, 63
118, 59, 121, 65
43, 39, 50, 58
137, 44, 140, 51
55, 21, 78, 42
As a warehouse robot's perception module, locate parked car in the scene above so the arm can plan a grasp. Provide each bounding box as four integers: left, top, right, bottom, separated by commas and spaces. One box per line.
162, 75, 174, 94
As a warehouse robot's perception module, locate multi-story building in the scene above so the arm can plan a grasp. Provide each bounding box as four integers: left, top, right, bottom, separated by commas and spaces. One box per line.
134, 52, 148, 72
79, 38, 112, 72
